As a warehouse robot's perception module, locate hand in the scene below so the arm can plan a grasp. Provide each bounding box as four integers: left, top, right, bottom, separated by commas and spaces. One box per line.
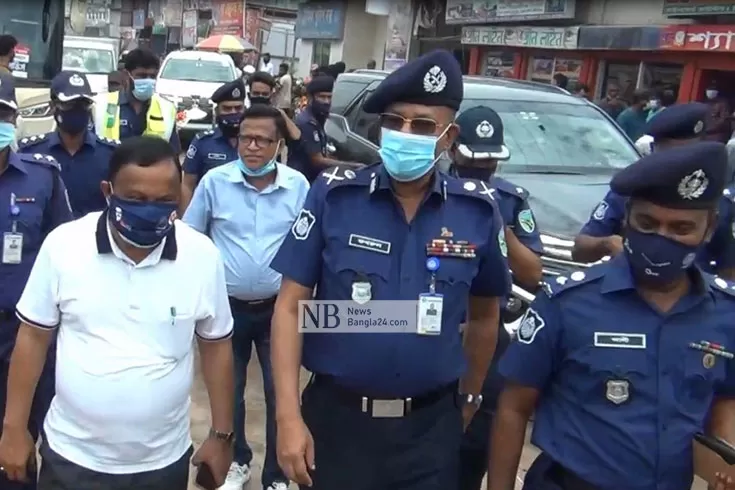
276, 107, 291, 121
462, 403, 479, 431
715, 471, 735, 489
0, 426, 35, 482
191, 437, 233, 488
604, 235, 624, 256
277, 415, 315, 486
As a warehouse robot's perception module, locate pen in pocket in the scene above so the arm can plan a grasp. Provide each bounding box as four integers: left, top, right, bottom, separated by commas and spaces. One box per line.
170, 306, 176, 325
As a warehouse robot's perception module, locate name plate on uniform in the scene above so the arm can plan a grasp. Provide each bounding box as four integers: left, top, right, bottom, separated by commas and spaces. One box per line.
594, 332, 646, 349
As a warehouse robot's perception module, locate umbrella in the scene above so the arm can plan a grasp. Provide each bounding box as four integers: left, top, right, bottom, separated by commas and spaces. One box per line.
196, 35, 256, 52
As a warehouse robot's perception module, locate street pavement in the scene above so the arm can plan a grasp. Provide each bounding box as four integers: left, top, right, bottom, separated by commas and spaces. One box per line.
187, 356, 708, 490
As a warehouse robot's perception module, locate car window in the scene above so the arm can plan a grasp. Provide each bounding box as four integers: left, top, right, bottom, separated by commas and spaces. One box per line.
346, 90, 380, 145
331, 80, 370, 114
460, 99, 638, 170
62, 47, 115, 74
160, 58, 234, 83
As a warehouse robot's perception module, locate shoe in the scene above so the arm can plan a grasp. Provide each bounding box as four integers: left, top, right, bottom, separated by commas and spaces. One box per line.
217, 462, 252, 490
265, 482, 289, 490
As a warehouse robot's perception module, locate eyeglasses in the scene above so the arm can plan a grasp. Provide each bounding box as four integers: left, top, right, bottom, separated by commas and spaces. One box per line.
238, 135, 276, 149
379, 113, 445, 136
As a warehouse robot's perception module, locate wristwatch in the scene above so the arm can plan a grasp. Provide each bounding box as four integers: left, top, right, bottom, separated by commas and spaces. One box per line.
208, 428, 235, 445
461, 393, 484, 408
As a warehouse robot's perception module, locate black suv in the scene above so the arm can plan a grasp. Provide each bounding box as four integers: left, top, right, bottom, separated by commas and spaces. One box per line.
325, 70, 640, 286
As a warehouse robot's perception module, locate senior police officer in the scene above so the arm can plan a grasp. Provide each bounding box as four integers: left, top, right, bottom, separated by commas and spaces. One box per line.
488, 141, 735, 490
0, 73, 72, 490
447, 106, 543, 490
181, 79, 246, 211
573, 102, 709, 264
19, 71, 119, 218
270, 50, 511, 490
290, 75, 360, 182
93, 48, 180, 152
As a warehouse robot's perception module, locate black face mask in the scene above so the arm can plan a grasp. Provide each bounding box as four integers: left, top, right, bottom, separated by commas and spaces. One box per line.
452, 165, 494, 181
216, 113, 242, 138
250, 96, 270, 106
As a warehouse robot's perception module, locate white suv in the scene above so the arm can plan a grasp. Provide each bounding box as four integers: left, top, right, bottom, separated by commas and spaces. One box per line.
155, 50, 241, 142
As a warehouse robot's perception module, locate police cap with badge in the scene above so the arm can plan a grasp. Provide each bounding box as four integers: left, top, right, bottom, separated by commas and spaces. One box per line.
611, 141, 727, 208
211, 78, 246, 104
51, 71, 94, 102
644, 102, 708, 142
363, 49, 463, 114
455, 106, 509, 160
306, 75, 334, 95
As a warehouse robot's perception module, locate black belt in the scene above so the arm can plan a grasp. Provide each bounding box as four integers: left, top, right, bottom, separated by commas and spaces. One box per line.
312, 374, 457, 417
228, 296, 276, 312
549, 462, 601, 490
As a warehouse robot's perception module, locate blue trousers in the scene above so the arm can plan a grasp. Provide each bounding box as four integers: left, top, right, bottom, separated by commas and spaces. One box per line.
230, 299, 286, 488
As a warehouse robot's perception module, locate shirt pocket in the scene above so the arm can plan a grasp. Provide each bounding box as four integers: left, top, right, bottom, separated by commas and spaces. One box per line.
682, 348, 726, 402
15, 201, 45, 250
330, 247, 392, 300
143, 303, 197, 360
433, 258, 477, 297
566, 346, 650, 405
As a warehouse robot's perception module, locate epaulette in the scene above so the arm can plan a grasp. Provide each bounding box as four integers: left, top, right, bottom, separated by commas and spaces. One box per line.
18, 132, 49, 149
445, 176, 497, 206
705, 274, 735, 299
318, 165, 369, 191
492, 176, 528, 199
19, 152, 60, 170
723, 187, 735, 204
96, 135, 121, 147
196, 129, 214, 140
541, 265, 606, 298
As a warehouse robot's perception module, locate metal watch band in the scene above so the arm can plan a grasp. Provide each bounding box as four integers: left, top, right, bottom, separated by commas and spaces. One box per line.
208, 428, 234, 442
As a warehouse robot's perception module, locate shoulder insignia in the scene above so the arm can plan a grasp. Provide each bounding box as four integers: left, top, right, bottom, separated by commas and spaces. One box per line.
542, 266, 606, 298
97, 136, 120, 146
446, 176, 497, 204
707, 274, 735, 298
724, 187, 735, 203
18, 133, 48, 148
21, 152, 60, 170
320, 166, 368, 189
493, 177, 527, 199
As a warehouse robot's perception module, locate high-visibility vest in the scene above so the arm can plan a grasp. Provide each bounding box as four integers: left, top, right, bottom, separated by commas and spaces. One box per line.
93, 91, 176, 141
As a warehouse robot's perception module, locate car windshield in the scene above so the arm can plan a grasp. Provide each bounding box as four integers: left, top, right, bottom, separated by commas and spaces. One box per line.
459, 99, 639, 172
62, 47, 115, 74
160, 58, 234, 83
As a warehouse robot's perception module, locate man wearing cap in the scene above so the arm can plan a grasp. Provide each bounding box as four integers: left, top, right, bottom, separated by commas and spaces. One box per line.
181, 79, 246, 212
488, 141, 735, 490
0, 73, 72, 490
289, 75, 360, 183
19, 71, 119, 218
573, 102, 710, 264
448, 106, 542, 490
270, 50, 510, 490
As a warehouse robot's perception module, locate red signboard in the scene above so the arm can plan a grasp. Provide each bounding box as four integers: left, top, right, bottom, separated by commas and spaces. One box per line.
211, 0, 243, 36
660, 24, 735, 52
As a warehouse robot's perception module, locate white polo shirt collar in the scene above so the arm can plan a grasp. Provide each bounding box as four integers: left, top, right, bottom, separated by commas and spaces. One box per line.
95, 210, 178, 262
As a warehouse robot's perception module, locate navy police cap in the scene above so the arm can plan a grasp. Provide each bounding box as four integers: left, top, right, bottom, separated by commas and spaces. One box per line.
610, 141, 727, 209
455, 106, 509, 160
51, 71, 93, 102
0, 73, 17, 110
211, 78, 246, 104
306, 75, 334, 95
644, 102, 708, 141
363, 49, 463, 114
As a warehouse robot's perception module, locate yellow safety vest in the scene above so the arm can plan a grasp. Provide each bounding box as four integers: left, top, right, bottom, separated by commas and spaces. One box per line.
93, 91, 176, 141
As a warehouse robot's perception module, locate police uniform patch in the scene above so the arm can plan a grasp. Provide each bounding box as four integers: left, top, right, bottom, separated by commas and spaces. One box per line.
186, 144, 197, 159
703, 353, 716, 369
517, 308, 545, 345
313, 131, 320, 142
351, 281, 372, 304
517, 209, 535, 233
592, 201, 608, 221
605, 379, 629, 405
291, 209, 316, 241
498, 228, 507, 257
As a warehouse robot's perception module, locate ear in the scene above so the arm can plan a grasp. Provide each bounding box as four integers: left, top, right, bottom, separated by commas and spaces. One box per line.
100, 181, 112, 200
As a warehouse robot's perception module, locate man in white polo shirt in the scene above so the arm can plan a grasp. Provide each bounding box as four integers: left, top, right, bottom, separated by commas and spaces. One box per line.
0, 136, 236, 490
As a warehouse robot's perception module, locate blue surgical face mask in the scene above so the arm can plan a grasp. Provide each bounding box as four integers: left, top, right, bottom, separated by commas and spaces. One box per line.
0, 122, 16, 150
237, 142, 280, 178
623, 227, 701, 285
55, 107, 90, 134
132, 78, 155, 101
108, 192, 178, 249
378, 127, 447, 182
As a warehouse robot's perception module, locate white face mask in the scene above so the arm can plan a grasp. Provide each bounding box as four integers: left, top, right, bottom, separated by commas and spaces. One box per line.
648, 99, 660, 109
706, 89, 719, 100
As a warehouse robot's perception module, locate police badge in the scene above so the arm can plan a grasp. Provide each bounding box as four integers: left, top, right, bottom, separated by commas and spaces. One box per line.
605, 379, 630, 405
351, 281, 372, 304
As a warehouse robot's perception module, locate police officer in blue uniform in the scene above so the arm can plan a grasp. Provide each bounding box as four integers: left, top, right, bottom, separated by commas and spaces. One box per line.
573, 102, 710, 264
181, 78, 245, 210
0, 74, 72, 490
489, 141, 735, 490
270, 50, 511, 490
448, 106, 543, 490
290, 75, 360, 182
18, 71, 118, 218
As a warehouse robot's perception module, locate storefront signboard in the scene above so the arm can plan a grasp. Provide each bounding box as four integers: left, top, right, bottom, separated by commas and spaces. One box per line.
660, 25, 735, 52
295, 2, 346, 40
663, 0, 735, 16
447, 0, 575, 25
211, 1, 244, 36
461, 25, 579, 50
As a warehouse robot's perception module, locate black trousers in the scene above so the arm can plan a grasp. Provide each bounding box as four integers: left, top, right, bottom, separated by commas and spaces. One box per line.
300, 376, 463, 490
38, 442, 193, 490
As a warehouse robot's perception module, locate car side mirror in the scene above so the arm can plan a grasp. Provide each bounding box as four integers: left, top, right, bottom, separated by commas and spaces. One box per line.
326, 114, 349, 144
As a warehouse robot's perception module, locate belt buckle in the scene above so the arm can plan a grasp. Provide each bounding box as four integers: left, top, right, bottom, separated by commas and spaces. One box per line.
366, 398, 412, 418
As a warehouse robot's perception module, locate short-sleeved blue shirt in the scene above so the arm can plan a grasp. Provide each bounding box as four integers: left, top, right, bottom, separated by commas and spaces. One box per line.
488, 176, 543, 255
500, 257, 735, 490
290, 107, 327, 183
182, 129, 238, 182
271, 165, 511, 397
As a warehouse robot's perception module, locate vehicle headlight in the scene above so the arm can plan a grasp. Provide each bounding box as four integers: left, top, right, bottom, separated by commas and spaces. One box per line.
18, 102, 52, 118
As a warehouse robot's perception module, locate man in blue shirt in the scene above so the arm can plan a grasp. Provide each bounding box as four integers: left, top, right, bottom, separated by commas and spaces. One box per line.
18, 71, 119, 218
573, 102, 709, 264
181, 79, 246, 211
489, 142, 735, 490
448, 106, 543, 490
269, 50, 510, 490
184, 104, 310, 490
615, 89, 650, 141
0, 74, 72, 490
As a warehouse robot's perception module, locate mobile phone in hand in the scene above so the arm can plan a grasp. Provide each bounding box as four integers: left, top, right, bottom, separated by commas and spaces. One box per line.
195, 462, 218, 490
